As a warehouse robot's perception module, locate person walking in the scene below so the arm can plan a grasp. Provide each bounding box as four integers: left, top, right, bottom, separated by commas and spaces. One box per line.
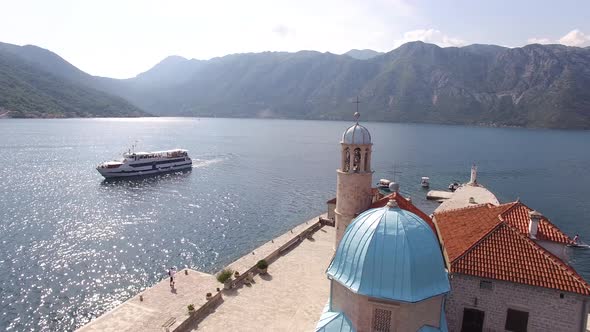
168, 267, 177, 287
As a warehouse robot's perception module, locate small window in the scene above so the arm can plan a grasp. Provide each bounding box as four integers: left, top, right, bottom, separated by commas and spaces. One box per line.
373, 307, 392, 332
461, 308, 484, 332
505, 308, 528, 332
479, 280, 493, 290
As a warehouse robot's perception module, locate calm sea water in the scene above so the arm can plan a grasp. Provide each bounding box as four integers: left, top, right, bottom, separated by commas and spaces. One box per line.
1, 118, 589, 331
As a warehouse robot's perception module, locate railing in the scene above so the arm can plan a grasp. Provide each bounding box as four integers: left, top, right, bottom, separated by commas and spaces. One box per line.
230, 219, 325, 289
172, 291, 223, 332
174, 216, 326, 331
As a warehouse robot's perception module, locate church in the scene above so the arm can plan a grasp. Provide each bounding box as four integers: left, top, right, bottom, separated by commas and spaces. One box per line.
316, 115, 590, 332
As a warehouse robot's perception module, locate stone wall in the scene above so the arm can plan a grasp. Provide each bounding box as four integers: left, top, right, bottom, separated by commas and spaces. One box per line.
173, 291, 223, 331
535, 239, 569, 262
327, 201, 336, 221
446, 274, 588, 332
330, 281, 443, 331
335, 170, 373, 245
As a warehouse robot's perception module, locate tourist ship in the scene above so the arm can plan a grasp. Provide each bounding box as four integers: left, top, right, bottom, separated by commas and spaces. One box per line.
97, 149, 192, 178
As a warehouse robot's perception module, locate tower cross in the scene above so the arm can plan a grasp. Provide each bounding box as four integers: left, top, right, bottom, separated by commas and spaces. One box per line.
353, 96, 361, 123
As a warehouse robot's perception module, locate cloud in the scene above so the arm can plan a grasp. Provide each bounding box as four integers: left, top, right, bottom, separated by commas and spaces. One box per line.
558, 29, 590, 47
527, 37, 552, 44
272, 24, 295, 38
394, 29, 466, 48
526, 29, 590, 47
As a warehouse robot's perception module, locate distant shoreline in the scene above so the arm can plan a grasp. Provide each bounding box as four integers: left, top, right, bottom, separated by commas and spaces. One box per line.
2, 114, 589, 131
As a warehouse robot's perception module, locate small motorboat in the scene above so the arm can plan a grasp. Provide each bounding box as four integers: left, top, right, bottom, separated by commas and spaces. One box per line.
568, 241, 590, 248
421, 177, 430, 188
569, 235, 590, 248
377, 179, 391, 189
448, 182, 460, 192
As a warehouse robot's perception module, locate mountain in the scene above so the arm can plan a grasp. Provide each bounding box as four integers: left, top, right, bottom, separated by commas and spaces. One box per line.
343, 49, 384, 60
0, 42, 148, 118
98, 42, 590, 129
2, 40, 590, 129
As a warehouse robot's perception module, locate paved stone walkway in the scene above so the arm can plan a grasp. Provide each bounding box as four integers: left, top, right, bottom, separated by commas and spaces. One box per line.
228, 214, 328, 274
78, 270, 218, 332
78, 214, 334, 332
194, 225, 335, 331
435, 184, 499, 212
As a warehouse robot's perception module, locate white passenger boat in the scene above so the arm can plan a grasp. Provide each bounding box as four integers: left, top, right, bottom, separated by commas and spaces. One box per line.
97, 149, 192, 178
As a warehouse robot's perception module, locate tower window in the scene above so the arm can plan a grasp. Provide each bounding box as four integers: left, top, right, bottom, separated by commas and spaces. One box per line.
353, 148, 361, 172
364, 150, 369, 172
343, 148, 350, 172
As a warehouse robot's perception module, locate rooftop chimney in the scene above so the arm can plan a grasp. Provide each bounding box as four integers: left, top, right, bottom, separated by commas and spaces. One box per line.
529, 210, 542, 239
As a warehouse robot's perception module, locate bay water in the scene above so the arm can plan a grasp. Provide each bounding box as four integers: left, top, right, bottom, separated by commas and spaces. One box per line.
1, 118, 589, 331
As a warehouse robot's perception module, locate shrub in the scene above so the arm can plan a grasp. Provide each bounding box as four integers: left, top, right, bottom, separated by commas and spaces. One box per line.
187, 304, 195, 311
216, 268, 233, 283
256, 259, 268, 269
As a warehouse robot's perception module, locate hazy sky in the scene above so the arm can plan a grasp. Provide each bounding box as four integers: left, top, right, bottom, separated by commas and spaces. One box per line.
1, 0, 589, 78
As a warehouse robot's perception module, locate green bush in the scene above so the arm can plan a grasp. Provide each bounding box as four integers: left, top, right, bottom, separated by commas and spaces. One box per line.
187, 304, 195, 311
256, 259, 268, 269
216, 268, 233, 283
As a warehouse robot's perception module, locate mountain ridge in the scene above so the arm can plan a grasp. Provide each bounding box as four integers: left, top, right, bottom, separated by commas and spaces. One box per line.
0, 42, 148, 118
105, 41, 590, 128
1, 41, 590, 129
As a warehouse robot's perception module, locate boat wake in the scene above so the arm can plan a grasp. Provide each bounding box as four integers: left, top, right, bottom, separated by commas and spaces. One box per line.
191, 157, 226, 169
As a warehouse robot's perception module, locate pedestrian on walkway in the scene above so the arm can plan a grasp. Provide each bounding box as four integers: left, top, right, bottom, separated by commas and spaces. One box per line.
168, 267, 177, 288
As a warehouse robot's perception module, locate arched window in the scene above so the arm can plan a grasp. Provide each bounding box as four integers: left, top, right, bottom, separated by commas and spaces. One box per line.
343, 148, 350, 172
353, 148, 361, 172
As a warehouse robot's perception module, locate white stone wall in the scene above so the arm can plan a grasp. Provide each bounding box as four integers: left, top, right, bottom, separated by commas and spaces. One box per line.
535, 239, 569, 262
331, 281, 443, 332
446, 274, 587, 332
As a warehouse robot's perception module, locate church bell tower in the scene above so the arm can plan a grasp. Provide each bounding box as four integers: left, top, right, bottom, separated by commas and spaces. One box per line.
334, 111, 373, 246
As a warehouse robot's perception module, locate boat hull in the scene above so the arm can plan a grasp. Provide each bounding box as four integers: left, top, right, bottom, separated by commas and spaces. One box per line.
97, 161, 193, 179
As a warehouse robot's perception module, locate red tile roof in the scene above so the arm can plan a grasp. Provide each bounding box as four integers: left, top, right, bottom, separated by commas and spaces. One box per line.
370, 192, 435, 233
500, 202, 573, 244
453, 223, 590, 295
435, 203, 590, 295
434, 203, 514, 261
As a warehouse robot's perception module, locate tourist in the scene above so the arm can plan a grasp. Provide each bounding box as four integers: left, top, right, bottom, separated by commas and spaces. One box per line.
573, 234, 579, 244
168, 267, 177, 287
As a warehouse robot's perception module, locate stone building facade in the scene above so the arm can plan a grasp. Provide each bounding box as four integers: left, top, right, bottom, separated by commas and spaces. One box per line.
446, 274, 587, 332
435, 202, 590, 332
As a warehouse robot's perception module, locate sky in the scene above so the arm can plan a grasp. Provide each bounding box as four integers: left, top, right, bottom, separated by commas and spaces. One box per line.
1, 0, 589, 79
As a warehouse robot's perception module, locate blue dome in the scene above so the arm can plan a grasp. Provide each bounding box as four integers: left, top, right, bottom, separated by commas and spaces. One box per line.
342, 123, 371, 145
327, 204, 450, 303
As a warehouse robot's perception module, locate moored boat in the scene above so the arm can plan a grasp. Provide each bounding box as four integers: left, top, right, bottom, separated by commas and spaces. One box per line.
377, 178, 391, 188
97, 149, 192, 178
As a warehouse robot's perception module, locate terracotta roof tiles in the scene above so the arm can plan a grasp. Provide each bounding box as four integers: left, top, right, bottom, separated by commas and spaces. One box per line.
434, 203, 590, 295
433, 203, 514, 262
501, 202, 573, 244
453, 223, 590, 295
370, 192, 435, 232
